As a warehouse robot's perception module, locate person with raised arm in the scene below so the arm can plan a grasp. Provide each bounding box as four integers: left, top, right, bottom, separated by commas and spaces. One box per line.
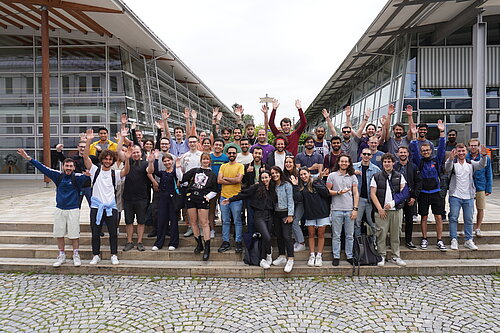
88, 127, 118, 157
348, 107, 376, 158
380, 105, 412, 157
169, 107, 192, 157
268, 98, 307, 156
323, 107, 361, 163
83, 129, 131, 265
17, 148, 90, 268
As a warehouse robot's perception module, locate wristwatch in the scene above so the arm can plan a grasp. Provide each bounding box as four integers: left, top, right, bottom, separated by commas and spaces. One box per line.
353, 207, 358, 211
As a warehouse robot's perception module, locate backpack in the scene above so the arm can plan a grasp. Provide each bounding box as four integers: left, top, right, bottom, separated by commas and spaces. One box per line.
242, 231, 262, 266
92, 167, 116, 196
352, 234, 382, 276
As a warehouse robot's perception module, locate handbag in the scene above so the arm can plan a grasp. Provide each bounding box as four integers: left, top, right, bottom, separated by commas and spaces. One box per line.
172, 180, 185, 211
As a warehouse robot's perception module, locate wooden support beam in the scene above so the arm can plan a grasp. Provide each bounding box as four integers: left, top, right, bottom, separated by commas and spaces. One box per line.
0, 21, 7, 29
3, 3, 56, 30
48, 7, 87, 34
40, 6, 51, 183
0, 5, 40, 29
0, 11, 24, 29
67, 9, 112, 37
24, 3, 72, 32
1, 0, 123, 13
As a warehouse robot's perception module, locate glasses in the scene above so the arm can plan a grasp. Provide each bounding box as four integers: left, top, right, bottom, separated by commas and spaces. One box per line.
421, 149, 432, 152
342, 131, 351, 134
362, 153, 372, 156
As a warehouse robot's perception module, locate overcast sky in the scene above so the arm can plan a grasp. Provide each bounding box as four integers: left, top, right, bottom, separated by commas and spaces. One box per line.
125, 0, 387, 126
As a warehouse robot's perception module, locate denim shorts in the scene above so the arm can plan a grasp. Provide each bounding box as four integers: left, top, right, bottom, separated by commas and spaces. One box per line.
305, 216, 330, 227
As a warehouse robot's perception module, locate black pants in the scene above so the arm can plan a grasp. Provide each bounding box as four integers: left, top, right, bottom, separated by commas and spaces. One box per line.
150, 191, 160, 232
274, 211, 294, 258
254, 210, 273, 260
156, 192, 178, 248
403, 203, 416, 243
90, 208, 118, 255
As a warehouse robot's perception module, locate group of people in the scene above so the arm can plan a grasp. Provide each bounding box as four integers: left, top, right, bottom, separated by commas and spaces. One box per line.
18, 99, 493, 272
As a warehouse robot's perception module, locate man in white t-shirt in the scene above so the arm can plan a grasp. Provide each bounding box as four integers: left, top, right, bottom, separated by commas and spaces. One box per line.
179, 135, 202, 173
370, 153, 409, 267
236, 138, 253, 165
84, 129, 131, 265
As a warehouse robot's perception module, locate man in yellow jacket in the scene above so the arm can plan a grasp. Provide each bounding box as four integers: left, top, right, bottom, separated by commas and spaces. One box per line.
89, 127, 118, 156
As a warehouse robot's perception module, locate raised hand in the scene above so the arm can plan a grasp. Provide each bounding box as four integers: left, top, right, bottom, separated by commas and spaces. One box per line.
162, 109, 170, 120
234, 105, 243, 117
261, 104, 269, 114
480, 145, 488, 156
191, 109, 197, 120
79, 132, 87, 142
364, 108, 372, 121
175, 157, 181, 169
124, 146, 133, 159
121, 127, 129, 138
146, 151, 155, 163
216, 111, 223, 122
410, 124, 418, 137
17, 148, 31, 160
289, 175, 299, 186
56, 143, 64, 152
155, 120, 163, 130
86, 128, 94, 141
295, 99, 302, 109
379, 115, 387, 126
120, 113, 128, 125
406, 105, 413, 117
130, 121, 137, 130
212, 107, 220, 119
272, 99, 280, 110
437, 119, 445, 132
153, 149, 160, 160
388, 104, 395, 116
449, 148, 457, 160
345, 105, 352, 118
322, 108, 330, 119
184, 107, 191, 119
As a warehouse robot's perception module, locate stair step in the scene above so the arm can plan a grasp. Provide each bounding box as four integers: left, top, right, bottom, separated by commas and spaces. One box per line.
0, 257, 498, 277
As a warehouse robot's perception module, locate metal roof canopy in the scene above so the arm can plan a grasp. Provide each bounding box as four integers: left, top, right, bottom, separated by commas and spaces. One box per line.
0, 0, 232, 114
305, 0, 500, 119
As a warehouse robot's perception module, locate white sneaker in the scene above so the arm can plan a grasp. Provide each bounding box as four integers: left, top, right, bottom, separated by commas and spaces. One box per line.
184, 226, 193, 237
391, 257, 407, 266
89, 255, 101, 265
412, 215, 418, 222
475, 229, 482, 237
53, 254, 66, 267
168, 246, 176, 251
464, 239, 478, 251
272, 255, 287, 266
265, 254, 272, 266
210, 230, 215, 239
377, 256, 385, 267
314, 255, 323, 267
110, 255, 119, 265
284, 259, 294, 273
450, 238, 458, 250
259, 259, 270, 269
152, 246, 159, 251
73, 254, 81, 267
459, 231, 464, 237
294, 243, 306, 252
307, 254, 316, 267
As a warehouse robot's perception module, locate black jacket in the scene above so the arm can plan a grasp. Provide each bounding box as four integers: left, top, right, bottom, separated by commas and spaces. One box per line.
266, 150, 293, 168
228, 183, 275, 211
242, 161, 270, 188
394, 161, 422, 200
57, 152, 98, 173
300, 179, 331, 220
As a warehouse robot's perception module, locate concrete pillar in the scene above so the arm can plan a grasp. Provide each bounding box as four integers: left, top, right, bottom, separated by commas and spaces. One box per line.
472, 12, 487, 144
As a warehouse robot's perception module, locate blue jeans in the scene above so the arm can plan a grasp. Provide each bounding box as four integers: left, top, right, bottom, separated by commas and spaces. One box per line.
220, 197, 243, 242
354, 197, 375, 238
331, 210, 354, 259
449, 196, 474, 241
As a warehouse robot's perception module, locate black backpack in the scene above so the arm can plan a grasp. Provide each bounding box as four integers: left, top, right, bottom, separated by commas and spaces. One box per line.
352, 234, 382, 276
242, 231, 262, 266
92, 167, 116, 195
56, 172, 83, 198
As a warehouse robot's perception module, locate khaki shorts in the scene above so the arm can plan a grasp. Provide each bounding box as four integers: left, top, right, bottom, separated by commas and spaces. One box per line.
54, 208, 80, 239
475, 191, 486, 210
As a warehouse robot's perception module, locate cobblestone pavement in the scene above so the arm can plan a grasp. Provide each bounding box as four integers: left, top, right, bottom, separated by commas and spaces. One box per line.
0, 274, 498, 332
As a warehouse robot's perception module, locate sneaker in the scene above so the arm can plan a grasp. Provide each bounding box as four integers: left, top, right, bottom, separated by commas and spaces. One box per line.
284, 259, 294, 273
412, 215, 418, 222
307, 254, 316, 267
53, 254, 66, 267
183, 226, 193, 237
73, 254, 81, 267
110, 255, 119, 265
294, 243, 306, 252
450, 238, 458, 250
152, 246, 159, 251
272, 255, 287, 266
137, 243, 145, 252
235, 242, 243, 254
265, 254, 273, 266
259, 259, 270, 269
436, 240, 447, 252
168, 246, 176, 251
377, 256, 385, 266
123, 242, 134, 252
346, 258, 354, 265
314, 255, 323, 267
391, 257, 407, 266
89, 255, 101, 265
475, 229, 482, 237
217, 241, 231, 253
406, 242, 417, 250
420, 239, 428, 250
332, 258, 340, 266
210, 229, 215, 239
464, 239, 478, 250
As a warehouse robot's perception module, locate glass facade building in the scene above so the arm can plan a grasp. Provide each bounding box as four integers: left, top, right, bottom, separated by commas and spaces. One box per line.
0, 33, 235, 176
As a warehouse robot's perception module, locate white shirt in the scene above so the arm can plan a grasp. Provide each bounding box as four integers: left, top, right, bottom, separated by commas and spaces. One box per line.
236, 152, 253, 165
89, 164, 123, 205
180, 150, 202, 173
453, 162, 473, 199
274, 151, 286, 171
370, 172, 406, 210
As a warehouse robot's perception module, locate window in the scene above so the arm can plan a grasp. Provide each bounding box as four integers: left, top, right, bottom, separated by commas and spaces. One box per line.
5, 77, 13, 94
486, 125, 498, 148
62, 76, 70, 94
79, 76, 86, 93
92, 76, 101, 93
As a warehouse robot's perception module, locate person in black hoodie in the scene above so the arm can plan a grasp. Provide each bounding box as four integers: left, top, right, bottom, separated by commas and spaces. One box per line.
222, 170, 276, 269
296, 167, 331, 267
181, 153, 219, 260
